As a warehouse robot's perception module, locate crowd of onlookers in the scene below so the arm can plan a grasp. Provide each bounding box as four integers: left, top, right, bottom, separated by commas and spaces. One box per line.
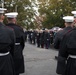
24, 27, 63, 49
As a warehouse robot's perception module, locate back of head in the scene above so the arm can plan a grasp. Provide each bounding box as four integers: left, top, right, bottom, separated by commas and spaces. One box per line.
63, 16, 74, 27
5, 12, 18, 24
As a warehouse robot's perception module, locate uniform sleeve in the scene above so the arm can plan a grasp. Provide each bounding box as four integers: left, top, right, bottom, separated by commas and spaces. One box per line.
10, 30, 16, 56
59, 35, 69, 58
56, 35, 69, 74
20, 28, 25, 50
54, 33, 61, 49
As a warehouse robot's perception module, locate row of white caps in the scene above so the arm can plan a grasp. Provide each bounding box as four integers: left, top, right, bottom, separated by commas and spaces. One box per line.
0, 8, 18, 18
0, 8, 76, 21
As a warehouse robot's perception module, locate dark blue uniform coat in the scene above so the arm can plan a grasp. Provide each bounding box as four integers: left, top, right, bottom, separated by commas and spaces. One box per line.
57, 27, 76, 75
0, 22, 15, 75
54, 26, 73, 74
6, 23, 25, 74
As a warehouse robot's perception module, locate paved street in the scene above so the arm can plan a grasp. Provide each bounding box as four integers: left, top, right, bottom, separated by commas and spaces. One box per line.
22, 42, 58, 75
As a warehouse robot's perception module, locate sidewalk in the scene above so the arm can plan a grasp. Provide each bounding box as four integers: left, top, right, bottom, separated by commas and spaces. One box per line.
23, 42, 58, 75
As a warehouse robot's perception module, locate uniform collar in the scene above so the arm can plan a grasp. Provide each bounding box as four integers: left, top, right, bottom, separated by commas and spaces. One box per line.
64, 26, 72, 30
7, 23, 16, 26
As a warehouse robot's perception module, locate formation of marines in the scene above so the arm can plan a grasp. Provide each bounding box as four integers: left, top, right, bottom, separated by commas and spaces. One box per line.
0, 8, 25, 75
0, 5, 76, 75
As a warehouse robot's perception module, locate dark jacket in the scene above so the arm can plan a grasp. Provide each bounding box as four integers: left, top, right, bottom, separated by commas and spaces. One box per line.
0, 22, 15, 75
56, 27, 76, 75
54, 26, 72, 49
6, 23, 25, 74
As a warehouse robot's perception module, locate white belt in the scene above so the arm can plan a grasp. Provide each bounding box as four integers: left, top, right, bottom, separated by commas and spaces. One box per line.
15, 43, 20, 45
69, 55, 76, 58
0, 52, 9, 56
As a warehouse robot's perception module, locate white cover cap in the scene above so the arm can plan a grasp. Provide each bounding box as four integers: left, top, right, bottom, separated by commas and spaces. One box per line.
71, 11, 76, 17
5, 12, 18, 18
63, 16, 74, 22
0, 8, 7, 13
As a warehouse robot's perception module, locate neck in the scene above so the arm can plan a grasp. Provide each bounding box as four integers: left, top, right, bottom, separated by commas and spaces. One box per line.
8, 21, 15, 24
0, 19, 3, 23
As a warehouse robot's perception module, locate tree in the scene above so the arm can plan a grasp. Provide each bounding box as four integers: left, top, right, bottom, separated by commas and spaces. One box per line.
37, 0, 76, 28
0, 0, 38, 29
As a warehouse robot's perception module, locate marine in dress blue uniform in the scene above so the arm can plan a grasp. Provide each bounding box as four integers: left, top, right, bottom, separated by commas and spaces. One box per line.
0, 8, 15, 75
5, 12, 25, 75
56, 16, 75, 75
